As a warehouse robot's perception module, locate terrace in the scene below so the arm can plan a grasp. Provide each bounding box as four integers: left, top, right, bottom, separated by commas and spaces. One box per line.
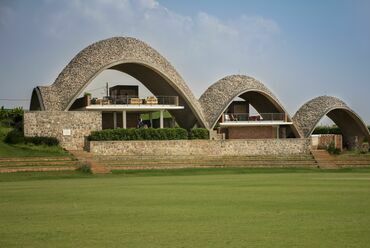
219, 112, 292, 127
70, 87, 184, 129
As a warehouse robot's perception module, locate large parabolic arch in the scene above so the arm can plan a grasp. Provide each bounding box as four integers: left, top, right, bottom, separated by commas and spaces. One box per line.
30, 36, 368, 137
31, 37, 208, 129
293, 96, 370, 146
199, 75, 302, 137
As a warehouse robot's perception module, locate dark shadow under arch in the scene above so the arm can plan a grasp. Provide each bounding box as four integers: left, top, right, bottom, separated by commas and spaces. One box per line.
200, 75, 301, 138
293, 96, 370, 148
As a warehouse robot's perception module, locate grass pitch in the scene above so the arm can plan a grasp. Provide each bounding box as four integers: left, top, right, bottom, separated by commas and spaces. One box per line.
0, 169, 370, 247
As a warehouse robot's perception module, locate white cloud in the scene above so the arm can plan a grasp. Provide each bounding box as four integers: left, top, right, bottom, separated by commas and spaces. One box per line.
0, 0, 281, 106
41, 0, 280, 95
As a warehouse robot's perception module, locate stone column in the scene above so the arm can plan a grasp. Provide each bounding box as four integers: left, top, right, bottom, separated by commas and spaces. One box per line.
149, 112, 153, 128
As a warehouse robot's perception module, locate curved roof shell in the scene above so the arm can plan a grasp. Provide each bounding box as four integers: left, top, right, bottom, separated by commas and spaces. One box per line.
33, 37, 208, 129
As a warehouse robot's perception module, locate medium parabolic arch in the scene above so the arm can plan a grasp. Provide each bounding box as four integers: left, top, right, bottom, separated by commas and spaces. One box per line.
199, 75, 302, 138
293, 96, 370, 147
31, 37, 208, 129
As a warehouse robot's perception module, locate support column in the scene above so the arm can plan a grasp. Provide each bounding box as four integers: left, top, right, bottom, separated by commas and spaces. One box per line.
149, 112, 153, 128
160, 110, 164, 129
113, 112, 117, 129
122, 110, 127, 129
276, 125, 280, 139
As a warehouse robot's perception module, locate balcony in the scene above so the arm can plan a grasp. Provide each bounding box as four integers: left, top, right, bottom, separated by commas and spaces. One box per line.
81, 95, 184, 112
90, 95, 179, 106
220, 113, 292, 127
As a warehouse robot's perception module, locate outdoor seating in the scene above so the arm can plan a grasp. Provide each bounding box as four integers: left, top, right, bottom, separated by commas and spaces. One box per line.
249, 115, 260, 121
130, 98, 142, 104
146, 96, 158, 105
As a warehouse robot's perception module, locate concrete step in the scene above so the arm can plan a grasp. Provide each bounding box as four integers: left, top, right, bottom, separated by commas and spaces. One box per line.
311, 150, 338, 169
70, 150, 111, 174
109, 163, 315, 170
0, 157, 74, 162
103, 160, 317, 166
0, 161, 79, 167
0, 166, 76, 173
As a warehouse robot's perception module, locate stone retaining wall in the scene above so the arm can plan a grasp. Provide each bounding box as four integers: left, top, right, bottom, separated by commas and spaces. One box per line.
89, 139, 311, 156
24, 111, 102, 150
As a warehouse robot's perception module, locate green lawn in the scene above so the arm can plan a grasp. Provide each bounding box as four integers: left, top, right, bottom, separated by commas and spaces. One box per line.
1, 169, 370, 247
0, 127, 69, 157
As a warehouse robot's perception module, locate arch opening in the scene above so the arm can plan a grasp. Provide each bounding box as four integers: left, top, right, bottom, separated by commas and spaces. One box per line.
199, 75, 302, 139
312, 108, 370, 149
214, 90, 299, 139
29, 88, 44, 111
293, 96, 370, 150
67, 62, 203, 130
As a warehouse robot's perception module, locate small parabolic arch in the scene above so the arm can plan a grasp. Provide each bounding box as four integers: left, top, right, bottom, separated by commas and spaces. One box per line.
30, 37, 208, 129
199, 75, 302, 138
293, 96, 370, 148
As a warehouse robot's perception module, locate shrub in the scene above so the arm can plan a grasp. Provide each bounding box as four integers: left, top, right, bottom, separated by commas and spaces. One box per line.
189, 128, 209, 139
4, 129, 24, 144
326, 142, 341, 155
77, 164, 92, 173
313, 126, 342, 135
88, 128, 188, 141
24, 136, 59, 146
4, 128, 59, 146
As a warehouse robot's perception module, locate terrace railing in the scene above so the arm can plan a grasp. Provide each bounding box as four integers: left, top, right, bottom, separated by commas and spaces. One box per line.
222, 113, 287, 122
90, 95, 179, 106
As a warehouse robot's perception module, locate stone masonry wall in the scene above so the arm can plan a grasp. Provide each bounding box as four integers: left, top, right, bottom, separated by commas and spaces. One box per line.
24, 111, 102, 150
90, 139, 311, 156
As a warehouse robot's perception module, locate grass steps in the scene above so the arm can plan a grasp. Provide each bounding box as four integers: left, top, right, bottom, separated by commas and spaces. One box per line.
0, 155, 78, 173
94, 154, 318, 170
0, 167, 76, 173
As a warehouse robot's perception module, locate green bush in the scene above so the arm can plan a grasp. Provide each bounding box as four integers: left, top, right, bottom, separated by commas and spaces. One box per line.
0, 107, 23, 129
313, 126, 342, 135
88, 128, 188, 141
24, 136, 59, 146
326, 142, 341, 155
4, 128, 59, 146
77, 164, 92, 173
189, 128, 209, 139
4, 129, 24, 144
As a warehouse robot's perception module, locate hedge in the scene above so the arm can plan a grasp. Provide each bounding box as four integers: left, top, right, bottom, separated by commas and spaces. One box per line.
88, 128, 189, 141
189, 128, 209, 140
24, 136, 59, 146
313, 126, 342, 135
4, 128, 59, 146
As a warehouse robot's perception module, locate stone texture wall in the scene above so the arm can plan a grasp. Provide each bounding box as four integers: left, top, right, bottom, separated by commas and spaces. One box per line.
198, 75, 301, 137
89, 139, 310, 156
293, 96, 348, 137
34, 37, 207, 129
293, 96, 370, 148
24, 111, 102, 150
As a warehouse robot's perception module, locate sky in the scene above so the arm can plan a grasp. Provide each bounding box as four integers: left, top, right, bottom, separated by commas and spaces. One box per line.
0, 0, 369, 124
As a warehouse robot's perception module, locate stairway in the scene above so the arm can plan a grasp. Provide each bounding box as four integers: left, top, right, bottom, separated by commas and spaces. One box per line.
0, 157, 78, 173
93, 154, 317, 171
311, 150, 338, 169
69, 150, 111, 174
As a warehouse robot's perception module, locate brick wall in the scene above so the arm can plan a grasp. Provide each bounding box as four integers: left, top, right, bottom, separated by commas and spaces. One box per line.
316, 134, 343, 150
89, 139, 311, 156
24, 111, 102, 150
226, 126, 277, 139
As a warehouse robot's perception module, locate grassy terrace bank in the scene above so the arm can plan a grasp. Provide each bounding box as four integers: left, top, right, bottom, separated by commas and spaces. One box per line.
1, 168, 370, 247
